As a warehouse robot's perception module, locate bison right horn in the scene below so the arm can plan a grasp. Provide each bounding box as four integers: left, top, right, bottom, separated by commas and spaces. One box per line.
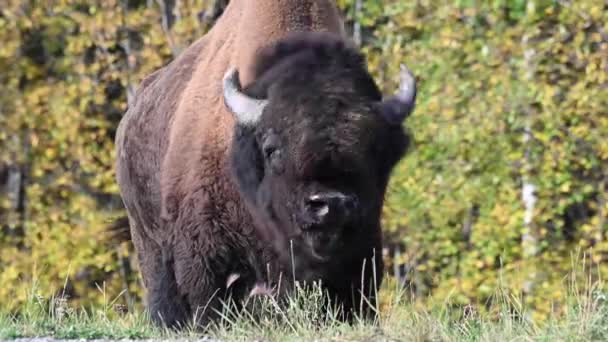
223, 67, 269, 126
378, 64, 417, 125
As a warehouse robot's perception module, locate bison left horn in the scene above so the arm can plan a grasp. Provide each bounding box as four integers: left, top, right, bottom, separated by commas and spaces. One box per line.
378, 64, 417, 125
223, 67, 269, 126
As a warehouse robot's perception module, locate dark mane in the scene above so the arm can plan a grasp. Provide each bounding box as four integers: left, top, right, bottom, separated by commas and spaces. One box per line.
246, 32, 379, 100
252, 32, 363, 79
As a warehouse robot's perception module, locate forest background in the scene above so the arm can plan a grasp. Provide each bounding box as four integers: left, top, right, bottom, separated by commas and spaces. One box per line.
0, 0, 606, 322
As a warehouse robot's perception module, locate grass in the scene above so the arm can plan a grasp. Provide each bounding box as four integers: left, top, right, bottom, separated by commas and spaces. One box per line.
1, 274, 607, 341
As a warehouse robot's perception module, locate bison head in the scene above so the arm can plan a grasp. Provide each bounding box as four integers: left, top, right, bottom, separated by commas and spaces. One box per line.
223, 33, 416, 279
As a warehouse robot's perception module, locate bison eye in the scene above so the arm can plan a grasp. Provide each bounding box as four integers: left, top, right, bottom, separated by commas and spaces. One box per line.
263, 145, 278, 159
262, 131, 280, 158
265, 149, 284, 174
261, 131, 284, 173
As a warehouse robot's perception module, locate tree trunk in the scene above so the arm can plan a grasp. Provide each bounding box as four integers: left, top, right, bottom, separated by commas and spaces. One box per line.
156, 0, 180, 57
353, 0, 362, 47
520, 34, 538, 302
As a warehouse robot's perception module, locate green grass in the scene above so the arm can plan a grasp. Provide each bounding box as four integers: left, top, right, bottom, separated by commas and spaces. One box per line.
1, 278, 607, 341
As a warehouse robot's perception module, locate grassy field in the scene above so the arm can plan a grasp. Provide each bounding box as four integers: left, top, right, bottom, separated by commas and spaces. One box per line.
1, 275, 607, 342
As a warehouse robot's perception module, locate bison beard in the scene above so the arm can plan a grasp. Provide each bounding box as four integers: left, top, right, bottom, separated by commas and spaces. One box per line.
115, 29, 416, 328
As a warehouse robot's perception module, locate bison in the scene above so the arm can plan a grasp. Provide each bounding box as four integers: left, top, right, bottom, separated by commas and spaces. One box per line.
114, 0, 417, 328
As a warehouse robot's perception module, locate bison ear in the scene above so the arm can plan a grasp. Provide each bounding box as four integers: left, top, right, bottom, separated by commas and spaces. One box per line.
377, 64, 417, 125
230, 125, 265, 201
223, 67, 269, 126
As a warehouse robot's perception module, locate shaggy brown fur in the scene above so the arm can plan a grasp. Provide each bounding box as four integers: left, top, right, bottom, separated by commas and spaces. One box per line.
115, 0, 346, 327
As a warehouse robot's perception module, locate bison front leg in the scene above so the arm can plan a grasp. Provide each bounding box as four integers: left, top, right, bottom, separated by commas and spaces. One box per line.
328, 252, 384, 322
147, 243, 191, 329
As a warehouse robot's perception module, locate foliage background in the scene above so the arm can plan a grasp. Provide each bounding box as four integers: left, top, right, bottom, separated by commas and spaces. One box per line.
1, 0, 606, 321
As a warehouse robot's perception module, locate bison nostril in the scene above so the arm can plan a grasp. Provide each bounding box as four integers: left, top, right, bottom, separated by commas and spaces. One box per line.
314, 204, 329, 217
305, 193, 357, 223
306, 197, 330, 218
343, 197, 357, 212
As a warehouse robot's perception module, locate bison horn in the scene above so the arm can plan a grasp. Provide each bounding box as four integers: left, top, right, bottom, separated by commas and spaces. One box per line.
226, 273, 240, 289
379, 64, 417, 125
223, 67, 269, 126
